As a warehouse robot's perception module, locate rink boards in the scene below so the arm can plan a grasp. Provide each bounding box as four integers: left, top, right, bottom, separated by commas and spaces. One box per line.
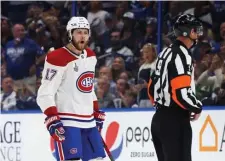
1, 107, 225, 161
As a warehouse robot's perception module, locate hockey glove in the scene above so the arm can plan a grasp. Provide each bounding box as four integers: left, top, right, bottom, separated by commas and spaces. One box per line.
45, 115, 65, 142
94, 110, 105, 132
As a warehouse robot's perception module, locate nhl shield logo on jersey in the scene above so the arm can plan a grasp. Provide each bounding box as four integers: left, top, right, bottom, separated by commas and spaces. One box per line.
76, 71, 94, 93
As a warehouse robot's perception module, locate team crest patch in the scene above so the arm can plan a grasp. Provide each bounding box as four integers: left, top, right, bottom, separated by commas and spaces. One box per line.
70, 148, 77, 154
76, 71, 94, 93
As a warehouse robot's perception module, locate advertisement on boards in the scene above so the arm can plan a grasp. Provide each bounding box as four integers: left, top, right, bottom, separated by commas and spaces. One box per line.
101, 111, 157, 161
0, 114, 55, 161
0, 108, 225, 161
101, 110, 225, 161
191, 111, 225, 161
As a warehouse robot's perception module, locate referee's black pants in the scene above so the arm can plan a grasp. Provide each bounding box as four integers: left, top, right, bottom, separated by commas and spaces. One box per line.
151, 106, 192, 161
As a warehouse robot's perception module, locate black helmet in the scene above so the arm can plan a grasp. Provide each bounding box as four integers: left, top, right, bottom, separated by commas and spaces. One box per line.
173, 14, 203, 38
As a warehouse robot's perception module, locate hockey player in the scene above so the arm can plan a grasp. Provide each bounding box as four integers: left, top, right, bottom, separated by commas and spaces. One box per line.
37, 17, 106, 161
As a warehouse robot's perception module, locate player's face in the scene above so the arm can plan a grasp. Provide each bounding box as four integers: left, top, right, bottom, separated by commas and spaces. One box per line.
190, 29, 198, 40
72, 29, 89, 50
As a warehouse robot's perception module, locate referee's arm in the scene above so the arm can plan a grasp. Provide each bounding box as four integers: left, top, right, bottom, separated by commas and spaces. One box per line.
147, 72, 156, 105
170, 52, 202, 114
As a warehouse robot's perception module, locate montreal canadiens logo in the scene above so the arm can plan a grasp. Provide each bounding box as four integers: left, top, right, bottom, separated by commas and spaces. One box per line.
70, 148, 77, 154
76, 71, 94, 93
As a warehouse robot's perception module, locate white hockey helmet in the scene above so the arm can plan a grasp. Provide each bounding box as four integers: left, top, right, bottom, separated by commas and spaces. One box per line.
66, 16, 90, 41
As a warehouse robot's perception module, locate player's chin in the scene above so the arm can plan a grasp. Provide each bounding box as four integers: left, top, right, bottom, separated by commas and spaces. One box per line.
78, 42, 88, 50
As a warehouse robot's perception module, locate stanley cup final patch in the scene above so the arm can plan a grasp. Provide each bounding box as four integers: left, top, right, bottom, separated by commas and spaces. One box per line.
74, 63, 78, 72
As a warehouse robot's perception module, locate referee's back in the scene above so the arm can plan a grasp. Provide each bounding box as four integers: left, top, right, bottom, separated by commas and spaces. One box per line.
149, 14, 204, 161
148, 39, 202, 114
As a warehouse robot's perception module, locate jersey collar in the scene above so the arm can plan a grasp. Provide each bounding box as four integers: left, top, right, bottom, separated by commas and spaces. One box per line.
63, 46, 87, 59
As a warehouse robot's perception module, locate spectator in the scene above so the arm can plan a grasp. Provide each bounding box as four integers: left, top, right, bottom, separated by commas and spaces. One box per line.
194, 53, 212, 82
99, 29, 134, 70
119, 71, 135, 85
122, 90, 138, 108
97, 66, 116, 94
25, 4, 56, 52
196, 55, 224, 101
138, 17, 158, 49
219, 22, 225, 60
39, 6, 62, 48
163, 1, 182, 34
87, 1, 111, 51
183, 2, 214, 27
16, 77, 41, 110
7, 1, 32, 24
137, 43, 157, 107
109, 78, 130, 108
220, 22, 225, 43
1, 64, 7, 81
215, 62, 225, 105
192, 42, 211, 66
131, 1, 155, 20
1, 16, 13, 48
114, 2, 129, 30
211, 2, 225, 41
111, 57, 126, 81
114, 78, 130, 99
4, 24, 46, 95
201, 62, 225, 105
87, 1, 109, 37
95, 76, 115, 108
120, 11, 142, 52
211, 1, 225, 24
1, 76, 17, 111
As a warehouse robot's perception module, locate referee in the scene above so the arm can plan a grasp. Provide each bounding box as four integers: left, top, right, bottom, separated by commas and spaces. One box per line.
148, 14, 203, 161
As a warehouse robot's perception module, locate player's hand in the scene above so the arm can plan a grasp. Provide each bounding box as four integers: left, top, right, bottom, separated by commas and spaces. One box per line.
190, 112, 201, 121
94, 110, 105, 132
45, 115, 65, 142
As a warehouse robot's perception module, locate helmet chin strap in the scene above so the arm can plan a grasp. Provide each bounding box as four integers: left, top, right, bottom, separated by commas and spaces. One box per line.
68, 30, 77, 49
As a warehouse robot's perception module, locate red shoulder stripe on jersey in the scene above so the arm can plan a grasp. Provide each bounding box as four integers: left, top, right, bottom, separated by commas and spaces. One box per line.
44, 106, 58, 116
86, 47, 96, 57
46, 48, 77, 66
58, 112, 94, 118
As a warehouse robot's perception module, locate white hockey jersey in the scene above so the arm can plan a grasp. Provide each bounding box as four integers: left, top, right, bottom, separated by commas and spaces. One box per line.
37, 47, 98, 128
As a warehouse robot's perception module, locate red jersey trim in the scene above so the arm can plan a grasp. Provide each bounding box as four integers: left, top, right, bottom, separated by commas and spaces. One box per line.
93, 100, 99, 111
58, 112, 94, 118
46, 48, 77, 66
86, 48, 96, 57
44, 106, 58, 116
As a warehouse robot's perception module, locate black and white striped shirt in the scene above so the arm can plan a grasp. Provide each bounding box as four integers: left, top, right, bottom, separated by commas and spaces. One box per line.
148, 40, 202, 113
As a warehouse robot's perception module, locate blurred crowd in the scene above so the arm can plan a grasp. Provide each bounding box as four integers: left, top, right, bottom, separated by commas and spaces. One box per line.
1, 1, 225, 112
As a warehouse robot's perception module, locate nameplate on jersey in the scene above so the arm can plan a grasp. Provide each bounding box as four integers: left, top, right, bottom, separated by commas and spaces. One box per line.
76, 71, 94, 93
